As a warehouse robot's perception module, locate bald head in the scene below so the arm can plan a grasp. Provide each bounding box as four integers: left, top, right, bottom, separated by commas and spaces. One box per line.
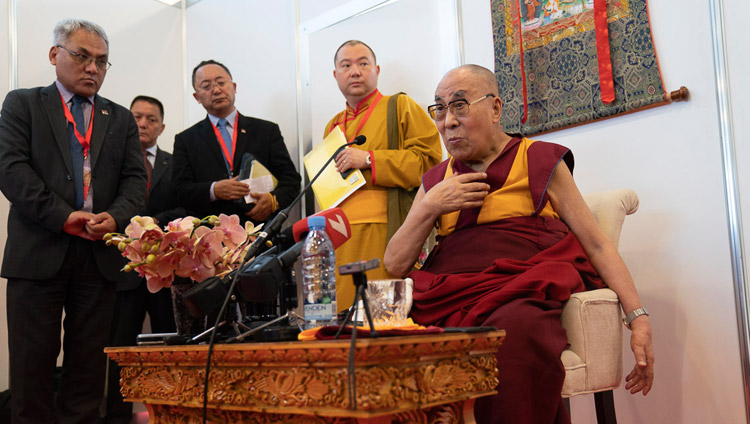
334, 40, 377, 66
433, 64, 511, 171
446, 64, 500, 97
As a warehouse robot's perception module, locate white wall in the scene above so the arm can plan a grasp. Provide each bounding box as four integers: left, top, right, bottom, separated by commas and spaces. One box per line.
457, 1, 746, 423
728, 0, 750, 323
185, 0, 300, 164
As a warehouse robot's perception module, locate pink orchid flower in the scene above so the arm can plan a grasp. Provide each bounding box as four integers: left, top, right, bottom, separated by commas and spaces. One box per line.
110, 213, 262, 287
192, 227, 224, 266
124, 216, 159, 238
217, 214, 247, 249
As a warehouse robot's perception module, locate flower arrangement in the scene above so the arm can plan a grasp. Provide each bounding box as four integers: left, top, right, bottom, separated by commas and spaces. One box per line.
105, 214, 263, 293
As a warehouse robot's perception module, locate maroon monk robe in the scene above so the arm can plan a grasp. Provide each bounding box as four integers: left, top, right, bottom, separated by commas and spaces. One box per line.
408, 138, 606, 423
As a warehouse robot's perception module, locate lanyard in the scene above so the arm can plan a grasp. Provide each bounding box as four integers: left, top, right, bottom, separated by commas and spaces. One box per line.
59, 93, 94, 158
211, 113, 239, 172
338, 90, 383, 143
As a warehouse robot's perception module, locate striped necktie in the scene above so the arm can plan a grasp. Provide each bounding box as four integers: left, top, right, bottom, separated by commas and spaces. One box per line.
217, 118, 233, 153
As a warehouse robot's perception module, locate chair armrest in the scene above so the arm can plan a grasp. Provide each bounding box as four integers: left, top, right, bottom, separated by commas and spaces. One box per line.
562, 288, 623, 389
583, 188, 639, 249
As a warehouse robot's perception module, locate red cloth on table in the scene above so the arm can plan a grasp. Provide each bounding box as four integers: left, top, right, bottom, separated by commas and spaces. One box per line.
306, 325, 444, 340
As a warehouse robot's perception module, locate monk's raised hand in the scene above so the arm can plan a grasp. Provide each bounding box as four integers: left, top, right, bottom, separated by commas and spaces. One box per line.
423, 172, 490, 215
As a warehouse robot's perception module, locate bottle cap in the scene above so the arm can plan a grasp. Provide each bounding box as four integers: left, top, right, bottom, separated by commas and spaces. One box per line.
308, 215, 326, 229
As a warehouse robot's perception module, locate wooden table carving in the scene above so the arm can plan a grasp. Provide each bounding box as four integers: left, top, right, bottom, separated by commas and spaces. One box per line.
105, 330, 504, 423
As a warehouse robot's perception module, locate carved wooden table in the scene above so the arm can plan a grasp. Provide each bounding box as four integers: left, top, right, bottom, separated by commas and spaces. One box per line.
105, 330, 504, 423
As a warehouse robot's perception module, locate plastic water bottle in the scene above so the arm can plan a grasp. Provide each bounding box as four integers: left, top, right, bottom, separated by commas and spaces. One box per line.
301, 216, 337, 329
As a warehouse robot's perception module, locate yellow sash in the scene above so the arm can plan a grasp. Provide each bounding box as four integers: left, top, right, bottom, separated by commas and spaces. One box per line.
436, 138, 559, 237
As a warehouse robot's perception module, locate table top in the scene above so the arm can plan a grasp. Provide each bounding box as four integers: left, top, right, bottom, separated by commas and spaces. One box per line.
106, 329, 505, 364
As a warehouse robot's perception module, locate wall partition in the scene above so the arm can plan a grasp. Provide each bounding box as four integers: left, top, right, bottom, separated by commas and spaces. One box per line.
0, 0, 10, 398
0, 0, 184, 391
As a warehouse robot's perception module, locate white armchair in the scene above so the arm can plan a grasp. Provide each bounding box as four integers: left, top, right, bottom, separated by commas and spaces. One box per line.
561, 188, 640, 423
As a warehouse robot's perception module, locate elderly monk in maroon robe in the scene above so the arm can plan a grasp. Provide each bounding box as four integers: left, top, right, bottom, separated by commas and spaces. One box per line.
384, 65, 654, 424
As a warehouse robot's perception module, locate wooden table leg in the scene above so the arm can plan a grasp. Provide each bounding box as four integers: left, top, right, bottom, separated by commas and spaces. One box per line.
461, 398, 477, 424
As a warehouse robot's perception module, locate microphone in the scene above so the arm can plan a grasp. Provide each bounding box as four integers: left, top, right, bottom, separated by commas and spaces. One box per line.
183, 139, 364, 319
240, 135, 366, 262
182, 246, 280, 317
237, 208, 352, 304
236, 241, 303, 302
277, 241, 304, 269
350, 135, 367, 146
292, 207, 351, 249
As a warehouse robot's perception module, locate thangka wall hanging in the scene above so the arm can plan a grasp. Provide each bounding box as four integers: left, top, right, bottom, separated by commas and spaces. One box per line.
491, 0, 686, 135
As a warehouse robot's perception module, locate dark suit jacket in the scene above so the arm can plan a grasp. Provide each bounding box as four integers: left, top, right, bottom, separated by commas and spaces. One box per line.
172, 113, 300, 224
116, 147, 186, 292
149, 147, 186, 225
0, 83, 146, 282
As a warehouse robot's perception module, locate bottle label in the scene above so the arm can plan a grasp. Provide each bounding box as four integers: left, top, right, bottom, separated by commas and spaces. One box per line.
304, 303, 335, 321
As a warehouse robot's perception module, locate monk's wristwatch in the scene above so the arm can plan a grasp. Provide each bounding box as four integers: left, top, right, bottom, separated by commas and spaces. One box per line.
622, 307, 649, 329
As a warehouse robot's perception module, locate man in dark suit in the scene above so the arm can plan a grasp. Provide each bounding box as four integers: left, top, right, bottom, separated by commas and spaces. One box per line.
0, 19, 146, 424
104, 95, 185, 424
173, 60, 300, 225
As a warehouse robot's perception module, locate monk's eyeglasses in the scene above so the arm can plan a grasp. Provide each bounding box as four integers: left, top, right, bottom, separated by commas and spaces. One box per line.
427, 93, 495, 121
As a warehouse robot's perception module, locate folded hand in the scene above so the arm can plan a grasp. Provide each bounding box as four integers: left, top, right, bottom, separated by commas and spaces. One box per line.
86, 212, 117, 240
63, 211, 95, 240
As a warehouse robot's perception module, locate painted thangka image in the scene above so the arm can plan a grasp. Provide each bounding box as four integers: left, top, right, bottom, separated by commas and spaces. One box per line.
491, 0, 666, 135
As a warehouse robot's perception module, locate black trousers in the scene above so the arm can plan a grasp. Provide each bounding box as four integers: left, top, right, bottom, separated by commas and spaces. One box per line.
104, 283, 175, 423
7, 238, 116, 424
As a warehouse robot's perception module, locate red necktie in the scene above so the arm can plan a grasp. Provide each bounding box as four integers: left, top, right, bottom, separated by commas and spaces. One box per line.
143, 150, 153, 203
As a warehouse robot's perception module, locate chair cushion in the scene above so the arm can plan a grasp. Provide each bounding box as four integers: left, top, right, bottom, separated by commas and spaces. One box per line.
561, 350, 586, 397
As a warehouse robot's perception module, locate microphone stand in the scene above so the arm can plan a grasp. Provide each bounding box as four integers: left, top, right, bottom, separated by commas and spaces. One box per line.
333, 258, 381, 411
239, 134, 367, 264
199, 135, 367, 424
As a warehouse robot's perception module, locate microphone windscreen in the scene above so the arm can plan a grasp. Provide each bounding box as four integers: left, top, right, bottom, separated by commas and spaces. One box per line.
352, 135, 367, 146
292, 208, 351, 249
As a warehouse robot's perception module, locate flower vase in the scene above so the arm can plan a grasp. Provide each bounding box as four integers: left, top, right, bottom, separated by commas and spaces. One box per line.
171, 283, 206, 337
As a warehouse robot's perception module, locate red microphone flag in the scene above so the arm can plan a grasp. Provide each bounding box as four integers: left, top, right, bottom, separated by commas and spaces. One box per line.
292, 208, 351, 249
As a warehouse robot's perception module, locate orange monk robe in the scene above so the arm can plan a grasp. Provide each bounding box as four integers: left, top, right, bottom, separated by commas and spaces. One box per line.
324, 90, 442, 312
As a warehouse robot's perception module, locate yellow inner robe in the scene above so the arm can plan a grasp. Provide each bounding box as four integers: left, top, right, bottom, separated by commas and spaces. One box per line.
324, 90, 442, 312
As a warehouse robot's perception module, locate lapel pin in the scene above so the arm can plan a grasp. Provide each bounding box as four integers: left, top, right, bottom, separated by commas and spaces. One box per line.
241, 129, 246, 134
102, 110, 109, 115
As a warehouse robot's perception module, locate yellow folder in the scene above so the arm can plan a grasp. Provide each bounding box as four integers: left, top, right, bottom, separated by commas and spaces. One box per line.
303, 127, 365, 209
